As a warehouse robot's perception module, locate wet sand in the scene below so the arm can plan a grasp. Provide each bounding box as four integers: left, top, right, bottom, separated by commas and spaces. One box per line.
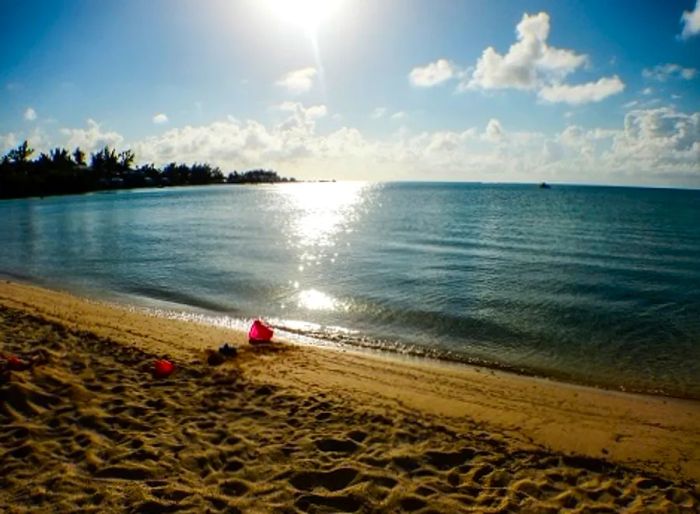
1, 280, 698, 512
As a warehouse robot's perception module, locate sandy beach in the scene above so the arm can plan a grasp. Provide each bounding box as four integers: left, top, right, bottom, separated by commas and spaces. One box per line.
1, 280, 698, 512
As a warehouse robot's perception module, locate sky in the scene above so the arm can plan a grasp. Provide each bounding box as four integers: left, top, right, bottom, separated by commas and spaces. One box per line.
1, 0, 699, 187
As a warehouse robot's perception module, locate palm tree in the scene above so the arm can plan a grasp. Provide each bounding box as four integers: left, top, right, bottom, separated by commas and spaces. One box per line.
5, 140, 33, 163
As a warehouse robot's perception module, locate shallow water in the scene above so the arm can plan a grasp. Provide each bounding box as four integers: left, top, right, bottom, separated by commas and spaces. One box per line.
1, 182, 699, 398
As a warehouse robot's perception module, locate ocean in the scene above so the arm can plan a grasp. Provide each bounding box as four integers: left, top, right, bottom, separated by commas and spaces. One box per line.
1, 182, 699, 399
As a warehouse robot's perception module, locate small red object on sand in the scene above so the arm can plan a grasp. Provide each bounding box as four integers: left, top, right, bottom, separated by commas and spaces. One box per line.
6, 355, 26, 371
248, 319, 274, 343
153, 359, 175, 378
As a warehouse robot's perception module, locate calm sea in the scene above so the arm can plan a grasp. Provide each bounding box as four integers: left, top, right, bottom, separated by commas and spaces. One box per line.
1, 183, 699, 398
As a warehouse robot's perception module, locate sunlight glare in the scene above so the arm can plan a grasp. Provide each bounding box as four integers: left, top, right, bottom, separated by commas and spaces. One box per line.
298, 288, 342, 311
265, 0, 344, 35
279, 182, 369, 249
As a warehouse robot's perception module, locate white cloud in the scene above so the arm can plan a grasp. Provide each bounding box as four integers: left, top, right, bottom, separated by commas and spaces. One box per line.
371, 108, 406, 121
276, 67, 317, 94
371, 107, 387, 119
421, 129, 478, 154
680, 0, 700, 39
429, 11, 626, 106
60, 119, 124, 152
409, 59, 456, 87
679, 68, 695, 80
24, 107, 37, 121
275, 102, 328, 130
538, 76, 625, 105
483, 119, 505, 142
0, 132, 19, 153
153, 113, 169, 124
618, 108, 698, 152
535, 108, 699, 183
133, 102, 332, 169
16, 127, 51, 155
466, 12, 587, 91
39, 103, 696, 186
608, 107, 700, 174
276, 101, 327, 119
128, 105, 697, 185
310, 107, 327, 120
642, 63, 697, 81
135, 119, 312, 168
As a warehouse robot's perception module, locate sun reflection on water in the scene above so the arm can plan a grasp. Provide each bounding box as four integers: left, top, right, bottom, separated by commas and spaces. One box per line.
278, 181, 370, 250
273, 181, 372, 312
298, 288, 344, 311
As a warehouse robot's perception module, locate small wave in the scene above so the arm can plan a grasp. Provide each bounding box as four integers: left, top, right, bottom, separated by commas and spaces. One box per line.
123, 284, 238, 314
270, 322, 700, 400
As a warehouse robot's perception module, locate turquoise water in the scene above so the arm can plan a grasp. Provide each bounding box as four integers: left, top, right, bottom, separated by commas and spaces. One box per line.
1, 182, 699, 398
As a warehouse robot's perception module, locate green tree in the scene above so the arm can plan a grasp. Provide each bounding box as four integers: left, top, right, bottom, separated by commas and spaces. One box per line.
118, 149, 135, 171
6, 140, 34, 163
90, 146, 119, 177
50, 147, 73, 170
73, 147, 86, 166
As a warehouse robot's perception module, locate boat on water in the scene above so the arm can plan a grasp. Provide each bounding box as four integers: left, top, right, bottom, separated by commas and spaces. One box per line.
539, 182, 551, 189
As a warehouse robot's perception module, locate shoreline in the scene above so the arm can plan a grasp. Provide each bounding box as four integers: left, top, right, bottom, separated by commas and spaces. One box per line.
1, 279, 699, 486
3, 272, 697, 403
269, 323, 697, 402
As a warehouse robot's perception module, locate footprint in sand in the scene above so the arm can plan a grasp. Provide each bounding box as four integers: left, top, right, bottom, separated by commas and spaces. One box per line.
314, 437, 359, 453
289, 467, 360, 492
294, 493, 363, 513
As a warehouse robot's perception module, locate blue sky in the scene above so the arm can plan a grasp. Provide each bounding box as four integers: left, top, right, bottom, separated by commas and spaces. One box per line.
1, 0, 699, 186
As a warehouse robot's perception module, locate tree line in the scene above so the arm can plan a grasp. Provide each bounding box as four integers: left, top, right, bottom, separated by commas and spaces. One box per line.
0, 140, 293, 199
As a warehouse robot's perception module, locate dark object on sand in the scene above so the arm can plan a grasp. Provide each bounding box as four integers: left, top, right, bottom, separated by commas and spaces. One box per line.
207, 351, 225, 366
3, 355, 29, 371
249, 319, 274, 344
1, 351, 48, 374
153, 359, 175, 378
206, 344, 237, 366
219, 343, 237, 358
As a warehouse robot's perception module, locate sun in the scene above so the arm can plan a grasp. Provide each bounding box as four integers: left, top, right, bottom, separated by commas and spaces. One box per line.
265, 0, 344, 35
